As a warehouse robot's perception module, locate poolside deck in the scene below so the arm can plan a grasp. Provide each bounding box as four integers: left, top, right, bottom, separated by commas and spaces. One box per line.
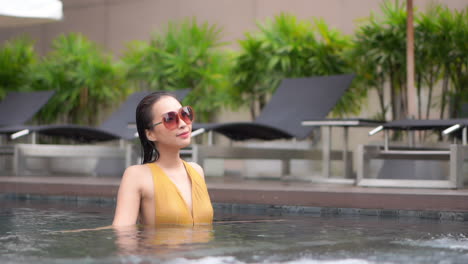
1, 175, 468, 218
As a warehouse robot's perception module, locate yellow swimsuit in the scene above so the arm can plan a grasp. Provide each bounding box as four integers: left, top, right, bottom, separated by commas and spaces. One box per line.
148, 161, 213, 226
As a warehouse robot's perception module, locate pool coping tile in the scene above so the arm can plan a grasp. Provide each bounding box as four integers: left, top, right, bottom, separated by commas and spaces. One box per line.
1, 176, 468, 221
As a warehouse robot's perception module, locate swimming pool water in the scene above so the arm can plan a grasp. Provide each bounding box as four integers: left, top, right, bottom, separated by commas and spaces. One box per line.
1, 199, 468, 264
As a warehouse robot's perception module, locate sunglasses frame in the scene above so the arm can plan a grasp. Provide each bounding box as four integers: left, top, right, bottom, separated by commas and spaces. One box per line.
150, 106, 194, 130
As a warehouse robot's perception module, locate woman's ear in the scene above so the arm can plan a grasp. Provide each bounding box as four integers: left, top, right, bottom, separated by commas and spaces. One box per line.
145, 129, 157, 142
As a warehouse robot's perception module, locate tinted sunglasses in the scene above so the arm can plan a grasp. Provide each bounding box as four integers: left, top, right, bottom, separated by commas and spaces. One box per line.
150, 106, 194, 130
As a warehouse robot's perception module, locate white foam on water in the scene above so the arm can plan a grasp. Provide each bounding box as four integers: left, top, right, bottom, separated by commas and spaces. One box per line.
282, 258, 376, 264
162, 256, 376, 264
0, 235, 17, 241
164, 256, 245, 264
392, 236, 468, 250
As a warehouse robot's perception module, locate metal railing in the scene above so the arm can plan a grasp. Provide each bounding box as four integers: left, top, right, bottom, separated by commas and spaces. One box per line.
191, 144, 352, 181
12, 143, 134, 176
356, 144, 466, 189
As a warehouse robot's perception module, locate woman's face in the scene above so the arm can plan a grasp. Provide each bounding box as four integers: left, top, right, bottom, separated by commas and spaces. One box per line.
145, 96, 192, 149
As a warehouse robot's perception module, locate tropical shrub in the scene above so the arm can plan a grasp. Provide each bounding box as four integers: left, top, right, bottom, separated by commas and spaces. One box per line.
439, 6, 468, 118
122, 18, 232, 121
30, 33, 127, 125
231, 13, 361, 120
350, 1, 407, 121
0, 37, 37, 99
351, 1, 468, 121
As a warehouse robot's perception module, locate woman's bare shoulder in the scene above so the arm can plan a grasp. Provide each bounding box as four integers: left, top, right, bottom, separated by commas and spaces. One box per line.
125, 164, 150, 173
121, 164, 152, 181
187, 162, 205, 178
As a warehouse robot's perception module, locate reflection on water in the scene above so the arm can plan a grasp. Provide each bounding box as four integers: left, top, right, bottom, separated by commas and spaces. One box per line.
114, 224, 214, 256
1, 200, 468, 264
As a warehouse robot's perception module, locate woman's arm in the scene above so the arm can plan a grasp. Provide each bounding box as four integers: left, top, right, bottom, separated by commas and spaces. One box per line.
113, 225, 139, 255
112, 166, 142, 227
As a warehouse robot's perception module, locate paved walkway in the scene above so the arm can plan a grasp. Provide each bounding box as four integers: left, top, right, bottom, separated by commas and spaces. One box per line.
1, 176, 468, 215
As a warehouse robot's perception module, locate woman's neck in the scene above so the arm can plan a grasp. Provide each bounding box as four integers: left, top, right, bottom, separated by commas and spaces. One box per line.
155, 145, 183, 168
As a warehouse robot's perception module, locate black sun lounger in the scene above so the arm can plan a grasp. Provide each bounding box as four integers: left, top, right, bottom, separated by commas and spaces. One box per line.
0, 89, 190, 142
1, 89, 190, 176
193, 74, 355, 141
0, 91, 55, 127
370, 118, 468, 148
357, 118, 468, 189
191, 74, 356, 179
0, 124, 121, 142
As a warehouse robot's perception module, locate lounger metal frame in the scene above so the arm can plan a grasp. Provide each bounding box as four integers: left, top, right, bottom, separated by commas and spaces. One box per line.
301, 119, 384, 183
13, 143, 133, 176
356, 144, 466, 189
190, 144, 351, 180
357, 126, 468, 189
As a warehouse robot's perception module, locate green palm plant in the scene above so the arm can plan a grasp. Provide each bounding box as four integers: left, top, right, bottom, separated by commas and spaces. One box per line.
348, 21, 387, 120
229, 27, 263, 119
30, 33, 127, 125
122, 18, 232, 121
312, 19, 364, 117
424, 6, 468, 119
445, 7, 468, 118
230, 33, 280, 119
310, 19, 351, 75
232, 13, 359, 120
351, 0, 407, 121
0, 37, 37, 99
376, 0, 407, 120
258, 13, 316, 78
415, 5, 443, 120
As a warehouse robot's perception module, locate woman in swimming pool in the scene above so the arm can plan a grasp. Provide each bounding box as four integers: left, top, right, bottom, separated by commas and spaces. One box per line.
112, 91, 213, 227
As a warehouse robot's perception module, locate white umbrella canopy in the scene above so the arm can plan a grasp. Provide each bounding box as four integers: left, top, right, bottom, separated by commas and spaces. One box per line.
0, 0, 63, 27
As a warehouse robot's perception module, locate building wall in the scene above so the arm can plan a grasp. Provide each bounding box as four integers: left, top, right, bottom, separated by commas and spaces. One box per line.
0, 0, 465, 55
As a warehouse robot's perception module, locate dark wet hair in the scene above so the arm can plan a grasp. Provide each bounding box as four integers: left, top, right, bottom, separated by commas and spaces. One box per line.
136, 91, 177, 164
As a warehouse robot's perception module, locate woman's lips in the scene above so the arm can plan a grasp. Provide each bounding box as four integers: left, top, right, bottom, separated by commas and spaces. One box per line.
177, 131, 190, 138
